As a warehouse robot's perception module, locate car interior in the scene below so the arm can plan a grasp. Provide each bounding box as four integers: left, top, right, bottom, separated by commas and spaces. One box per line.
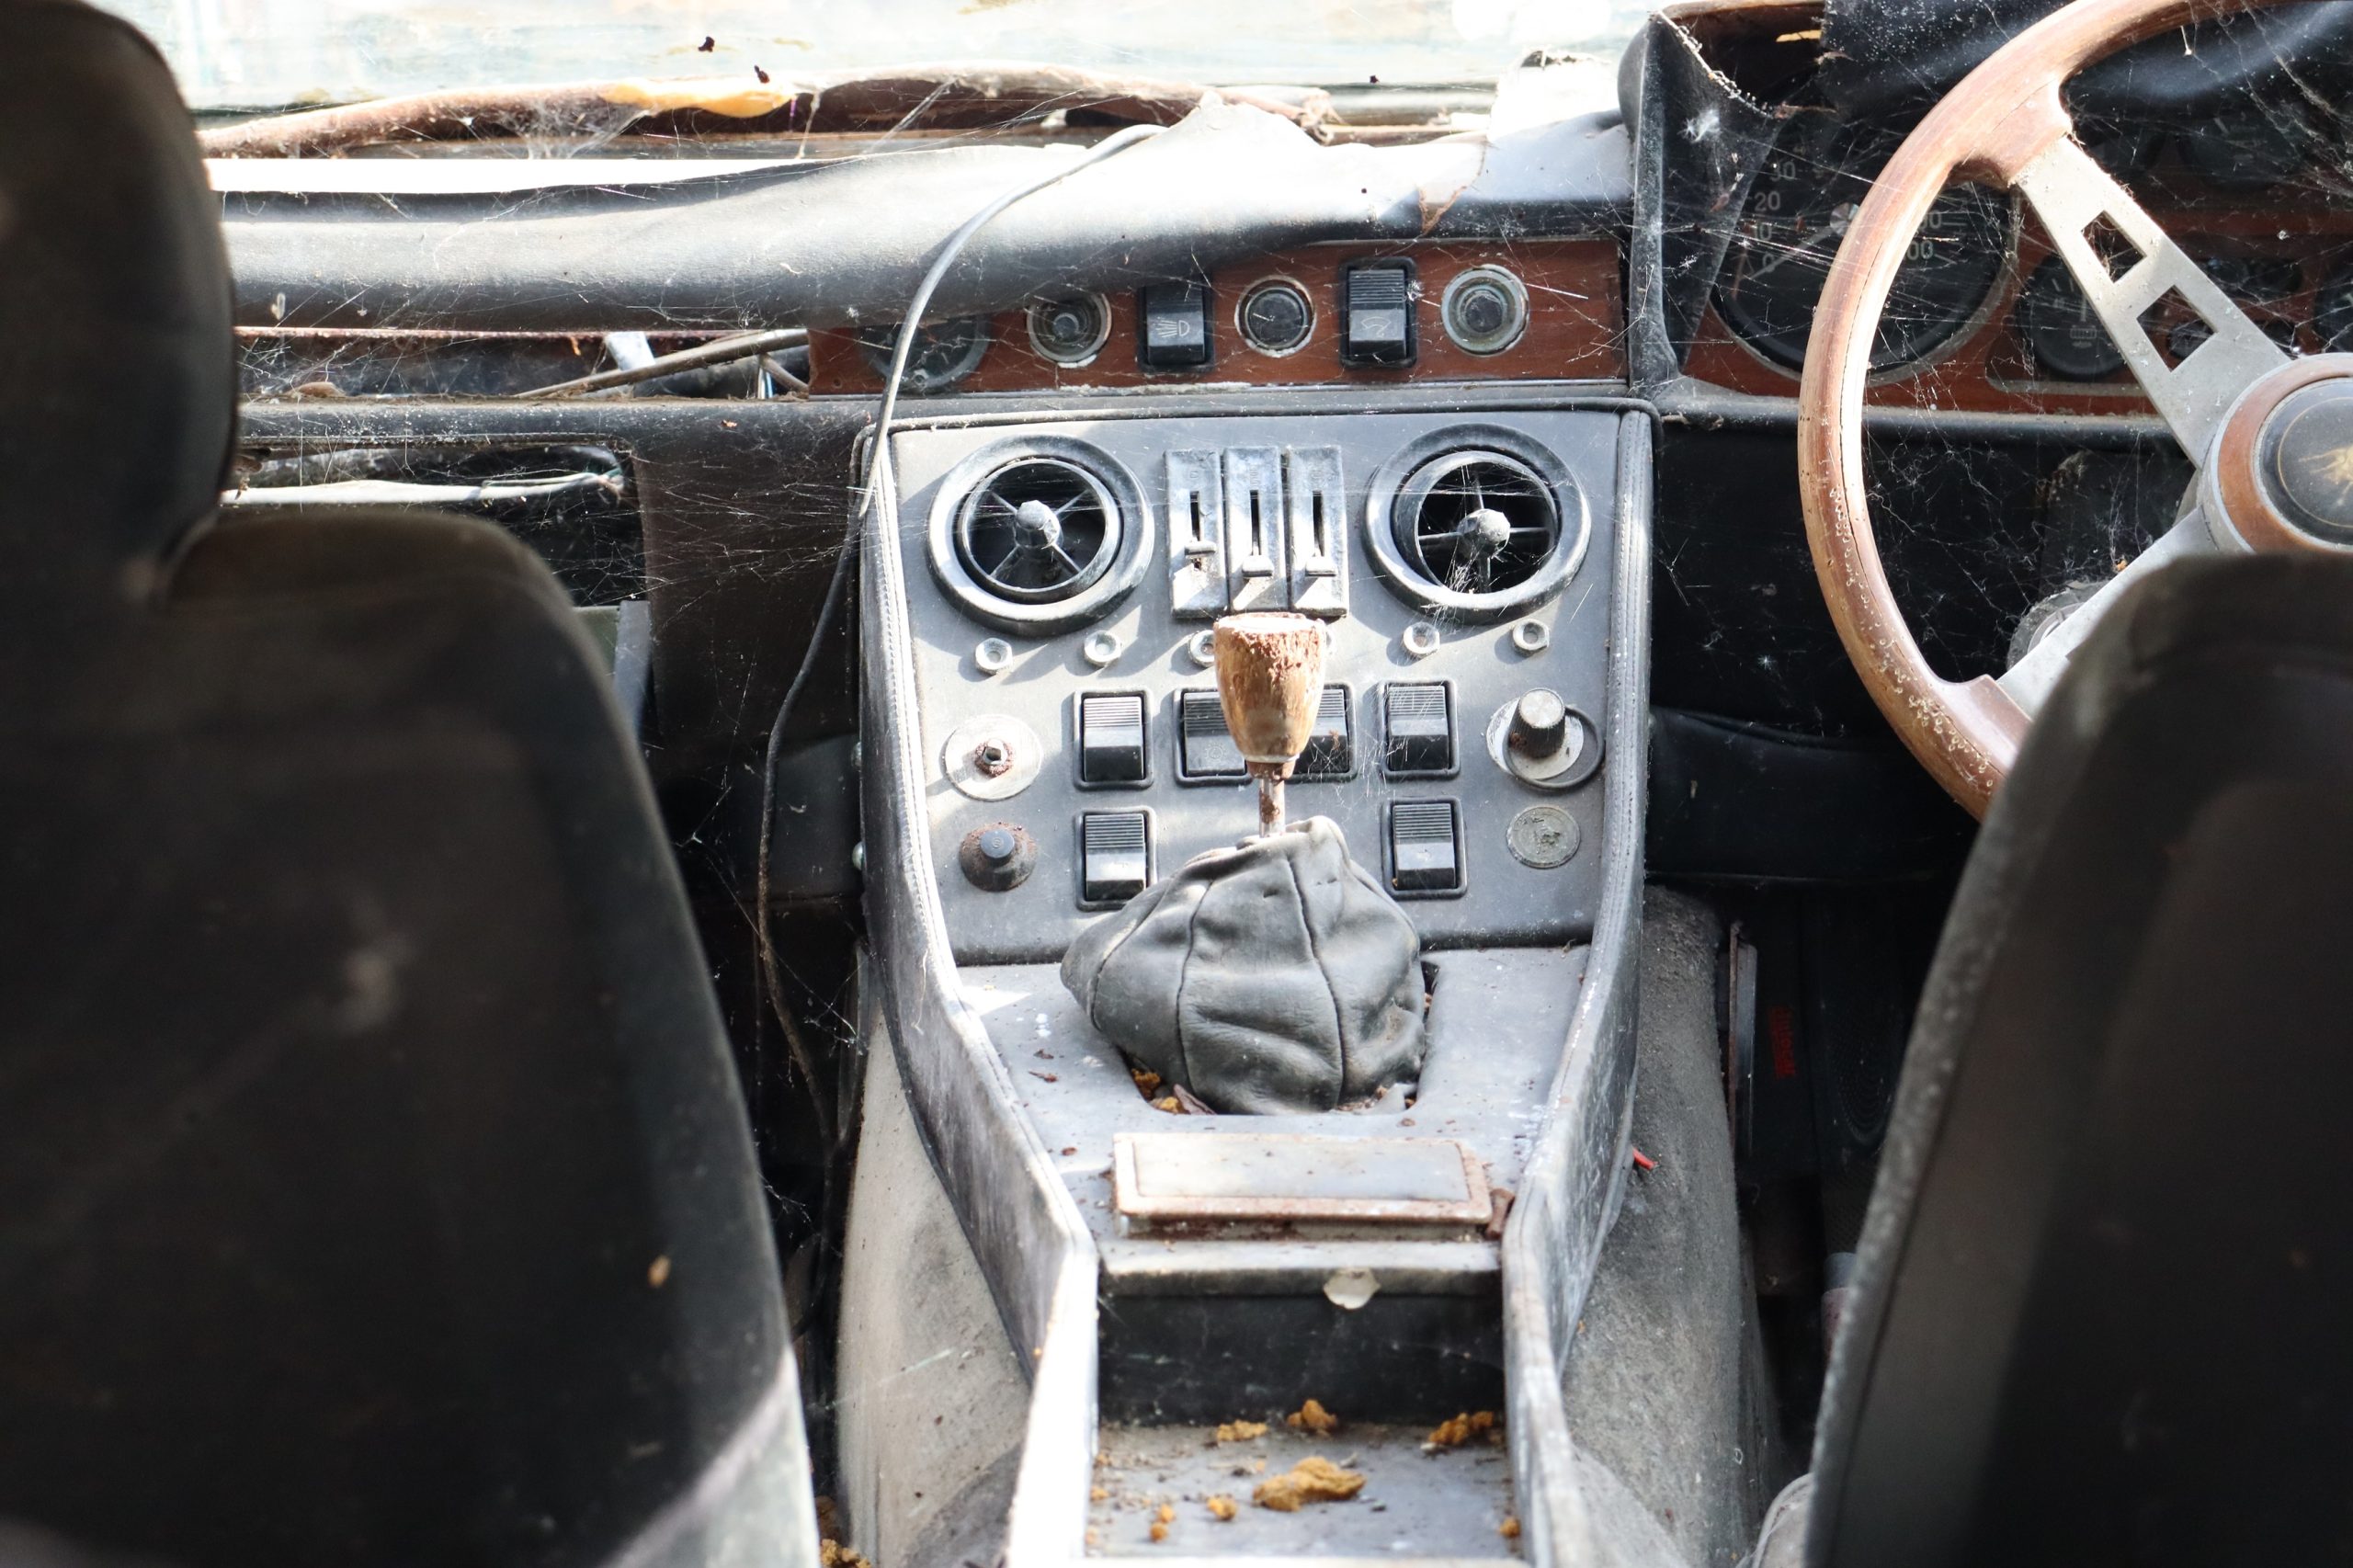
4, 0, 2351, 1564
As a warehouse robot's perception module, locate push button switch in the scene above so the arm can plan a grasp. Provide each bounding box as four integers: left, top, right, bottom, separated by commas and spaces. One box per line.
1078, 692, 1148, 785
1387, 800, 1461, 894
1080, 811, 1152, 904
1381, 682, 1453, 777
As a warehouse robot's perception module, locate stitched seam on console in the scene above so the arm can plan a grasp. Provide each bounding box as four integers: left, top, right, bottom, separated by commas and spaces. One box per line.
1284, 849, 1348, 1104
1171, 878, 1208, 1090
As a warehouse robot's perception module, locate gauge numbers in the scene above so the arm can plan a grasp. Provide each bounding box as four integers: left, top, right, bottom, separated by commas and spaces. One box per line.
1717, 118, 2012, 373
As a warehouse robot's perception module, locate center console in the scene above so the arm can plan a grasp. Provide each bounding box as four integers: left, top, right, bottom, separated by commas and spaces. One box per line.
894, 408, 1625, 962
857, 388, 1653, 1565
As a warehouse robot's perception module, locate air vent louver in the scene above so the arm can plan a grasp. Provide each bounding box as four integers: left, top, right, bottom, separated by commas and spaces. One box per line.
1393, 451, 1561, 598
954, 457, 1121, 605
1360, 426, 1587, 621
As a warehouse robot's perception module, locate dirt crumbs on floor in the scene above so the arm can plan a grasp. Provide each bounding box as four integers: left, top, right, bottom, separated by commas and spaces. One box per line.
1213, 1419, 1267, 1443
1149, 1503, 1175, 1542
1252, 1455, 1367, 1511
1425, 1410, 1498, 1449
1207, 1495, 1238, 1521
819, 1541, 870, 1568
1285, 1398, 1340, 1435
1500, 1516, 1522, 1539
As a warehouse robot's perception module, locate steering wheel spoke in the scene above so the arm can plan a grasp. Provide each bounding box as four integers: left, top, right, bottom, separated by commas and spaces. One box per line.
1995, 512, 2219, 716
2014, 136, 2289, 461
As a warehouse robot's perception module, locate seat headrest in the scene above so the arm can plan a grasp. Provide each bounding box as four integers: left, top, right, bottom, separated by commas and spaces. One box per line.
0, 0, 233, 612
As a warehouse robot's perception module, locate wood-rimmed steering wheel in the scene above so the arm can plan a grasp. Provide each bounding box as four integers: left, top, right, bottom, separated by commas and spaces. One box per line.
1801, 0, 2353, 817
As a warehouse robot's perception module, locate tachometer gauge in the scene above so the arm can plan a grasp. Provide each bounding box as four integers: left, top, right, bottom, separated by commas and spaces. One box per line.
855, 316, 990, 392
1716, 117, 2012, 373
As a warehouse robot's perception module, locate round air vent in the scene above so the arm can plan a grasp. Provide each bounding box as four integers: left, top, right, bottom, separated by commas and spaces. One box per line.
926, 437, 1154, 632
1396, 451, 1558, 595
1364, 426, 1589, 620
954, 458, 1120, 604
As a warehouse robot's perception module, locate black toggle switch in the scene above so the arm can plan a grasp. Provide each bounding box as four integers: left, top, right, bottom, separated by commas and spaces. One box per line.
1080, 811, 1152, 904
1382, 682, 1453, 777
1138, 278, 1213, 371
1078, 692, 1149, 785
1387, 799, 1461, 893
1338, 258, 1416, 368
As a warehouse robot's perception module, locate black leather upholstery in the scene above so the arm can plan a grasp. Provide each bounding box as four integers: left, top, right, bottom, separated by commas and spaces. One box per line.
1806, 554, 2353, 1567
0, 6, 814, 1565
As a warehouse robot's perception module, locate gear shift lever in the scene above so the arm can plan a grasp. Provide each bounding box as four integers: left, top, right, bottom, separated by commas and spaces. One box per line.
1212, 612, 1325, 836
1065, 611, 1425, 1113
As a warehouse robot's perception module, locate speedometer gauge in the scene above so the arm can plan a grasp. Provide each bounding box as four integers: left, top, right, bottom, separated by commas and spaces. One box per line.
1716, 117, 2012, 373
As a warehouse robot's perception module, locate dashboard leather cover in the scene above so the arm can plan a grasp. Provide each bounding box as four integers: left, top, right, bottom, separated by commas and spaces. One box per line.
217, 98, 1630, 334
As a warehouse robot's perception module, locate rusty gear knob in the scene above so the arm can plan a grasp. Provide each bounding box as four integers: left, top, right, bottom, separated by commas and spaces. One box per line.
1212, 612, 1325, 835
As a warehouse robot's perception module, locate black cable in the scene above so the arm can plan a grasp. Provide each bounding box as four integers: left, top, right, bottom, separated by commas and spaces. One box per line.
751, 121, 1167, 1155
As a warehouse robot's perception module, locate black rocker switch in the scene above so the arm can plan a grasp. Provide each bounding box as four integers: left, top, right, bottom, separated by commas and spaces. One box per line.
1388, 799, 1461, 893
1381, 681, 1453, 776
1080, 811, 1152, 904
1179, 685, 1350, 781
1338, 259, 1416, 368
1078, 692, 1149, 785
1138, 279, 1213, 371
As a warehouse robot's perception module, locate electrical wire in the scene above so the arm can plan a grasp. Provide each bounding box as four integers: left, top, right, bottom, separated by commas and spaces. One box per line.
752, 121, 1167, 1153
521, 326, 809, 399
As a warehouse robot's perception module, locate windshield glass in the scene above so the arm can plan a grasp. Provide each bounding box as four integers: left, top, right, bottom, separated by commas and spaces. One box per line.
96, 0, 1658, 111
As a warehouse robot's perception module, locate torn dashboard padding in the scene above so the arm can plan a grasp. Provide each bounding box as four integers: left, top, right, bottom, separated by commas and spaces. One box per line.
220, 97, 1629, 333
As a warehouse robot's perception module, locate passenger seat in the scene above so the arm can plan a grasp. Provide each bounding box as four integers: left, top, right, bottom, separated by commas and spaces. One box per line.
0, 5, 818, 1565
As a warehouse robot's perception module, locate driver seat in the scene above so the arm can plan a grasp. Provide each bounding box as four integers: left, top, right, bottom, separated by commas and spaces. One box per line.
1768, 552, 2353, 1567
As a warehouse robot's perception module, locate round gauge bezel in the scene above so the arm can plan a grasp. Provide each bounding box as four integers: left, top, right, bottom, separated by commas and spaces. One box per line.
856, 315, 992, 392
1025, 290, 1112, 368
1713, 117, 2014, 379
1439, 265, 1530, 356
1234, 277, 1316, 358
2013, 253, 2129, 381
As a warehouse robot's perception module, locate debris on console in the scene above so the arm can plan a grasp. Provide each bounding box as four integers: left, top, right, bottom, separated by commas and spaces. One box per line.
1253, 1455, 1367, 1511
